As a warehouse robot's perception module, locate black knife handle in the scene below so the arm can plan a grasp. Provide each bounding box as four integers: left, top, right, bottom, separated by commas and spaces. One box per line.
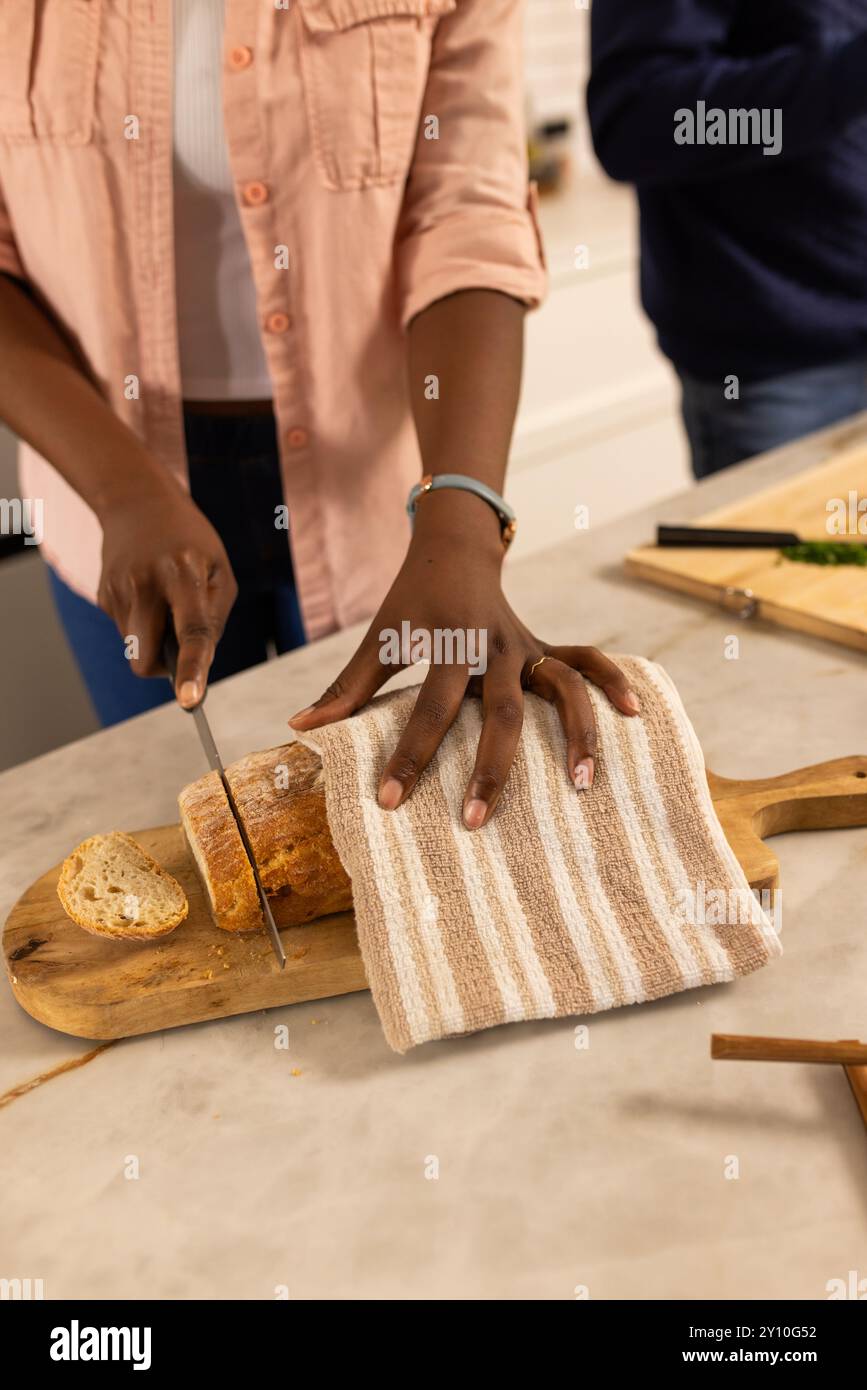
657, 525, 802, 548
162, 622, 208, 711
162, 623, 194, 712
162, 623, 180, 684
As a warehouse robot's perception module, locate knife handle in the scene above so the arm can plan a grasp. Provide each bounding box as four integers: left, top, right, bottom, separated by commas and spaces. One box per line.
161, 623, 193, 710
162, 624, 180, 686
162, 623, 208, 712
656, 525, 802, 548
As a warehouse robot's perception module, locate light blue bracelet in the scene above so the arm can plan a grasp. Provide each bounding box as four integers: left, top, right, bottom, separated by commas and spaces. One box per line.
406, 473, 517, 548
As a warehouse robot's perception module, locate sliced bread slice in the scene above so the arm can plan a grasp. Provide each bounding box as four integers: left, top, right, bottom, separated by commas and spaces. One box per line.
57, 831, 188, 940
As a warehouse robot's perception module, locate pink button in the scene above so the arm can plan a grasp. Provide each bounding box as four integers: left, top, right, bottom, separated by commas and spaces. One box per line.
228, 45, 253, 71
287, 428, 309, 449
243, 181, 269, 206
266, 311, 290, 335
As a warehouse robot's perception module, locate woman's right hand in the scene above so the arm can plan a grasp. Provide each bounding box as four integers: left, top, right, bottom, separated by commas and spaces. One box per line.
0, 274, 236, 706
97, 474, 238, 708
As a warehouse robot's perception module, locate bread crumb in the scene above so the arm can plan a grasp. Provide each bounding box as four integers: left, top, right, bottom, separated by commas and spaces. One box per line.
213, 1112, 221, 1119
290, 1068, 302, 1077
290, 946, 309, 961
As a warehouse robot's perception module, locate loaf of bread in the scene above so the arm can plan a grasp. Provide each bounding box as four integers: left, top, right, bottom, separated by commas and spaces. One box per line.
178, 742, 352, 933
178, 771, 263, 934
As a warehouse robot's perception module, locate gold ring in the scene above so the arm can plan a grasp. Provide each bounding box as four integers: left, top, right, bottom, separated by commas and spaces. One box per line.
526, 654, 550, 686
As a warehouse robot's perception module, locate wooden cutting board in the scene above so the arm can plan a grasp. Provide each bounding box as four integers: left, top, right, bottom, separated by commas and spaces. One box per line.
4, 756, 866, 1041
625, 450, 867, 651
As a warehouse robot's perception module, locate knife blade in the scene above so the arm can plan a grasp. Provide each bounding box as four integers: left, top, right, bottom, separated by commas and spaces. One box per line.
163, 630, 286, 969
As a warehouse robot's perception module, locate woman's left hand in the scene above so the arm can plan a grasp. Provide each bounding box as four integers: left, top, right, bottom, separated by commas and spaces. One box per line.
289, 489, 640, 829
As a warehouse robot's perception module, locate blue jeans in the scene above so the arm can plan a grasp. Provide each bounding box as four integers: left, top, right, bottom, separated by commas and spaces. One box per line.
49, 409, 307, 727
678, 359, 867, 479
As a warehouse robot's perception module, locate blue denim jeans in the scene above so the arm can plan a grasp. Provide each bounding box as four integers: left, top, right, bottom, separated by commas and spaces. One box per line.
678, 359, 867, 479
48, 408, 306, 727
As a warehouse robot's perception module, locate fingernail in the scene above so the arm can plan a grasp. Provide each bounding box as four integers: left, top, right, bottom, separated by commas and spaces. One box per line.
624, 689, 641, 713
378, 777, 404, 811
463, 798, 487, 829
288, 705, 316, 728
179, 680, 202, 709
574, 758, 594, 790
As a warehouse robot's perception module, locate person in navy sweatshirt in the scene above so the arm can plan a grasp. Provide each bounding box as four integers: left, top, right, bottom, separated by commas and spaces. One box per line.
587, 0, 867, 477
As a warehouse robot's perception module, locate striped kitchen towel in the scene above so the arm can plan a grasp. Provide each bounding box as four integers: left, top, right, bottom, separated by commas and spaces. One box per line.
299, 656, 781, 1051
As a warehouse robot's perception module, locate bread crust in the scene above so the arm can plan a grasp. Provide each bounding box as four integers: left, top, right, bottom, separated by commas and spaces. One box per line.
224, 743, 353, 926
178, 772, 263, 934
57, 831, 188, 940
178, 743, 352, 932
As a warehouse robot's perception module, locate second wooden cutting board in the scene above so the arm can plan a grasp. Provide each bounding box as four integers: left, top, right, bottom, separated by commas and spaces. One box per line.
625, 449, 867, 651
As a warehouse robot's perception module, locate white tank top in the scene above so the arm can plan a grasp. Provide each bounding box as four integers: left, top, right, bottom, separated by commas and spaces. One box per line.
172, 0, 272, 400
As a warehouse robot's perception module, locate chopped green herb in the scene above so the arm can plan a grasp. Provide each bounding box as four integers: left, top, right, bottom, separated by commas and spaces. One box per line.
780, 540, 867, 567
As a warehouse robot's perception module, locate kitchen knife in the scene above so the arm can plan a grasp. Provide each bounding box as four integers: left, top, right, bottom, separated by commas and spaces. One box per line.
162, 630, 286, 969
657, 525, 802, 548
657, 523, 867, 551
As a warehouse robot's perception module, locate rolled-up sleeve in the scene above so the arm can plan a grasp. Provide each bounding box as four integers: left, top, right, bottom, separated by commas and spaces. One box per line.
0, 177, 25, 280
395, 0, 547, 329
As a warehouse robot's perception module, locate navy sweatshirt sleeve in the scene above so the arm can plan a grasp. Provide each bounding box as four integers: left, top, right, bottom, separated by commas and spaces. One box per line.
587, 0, 867, 185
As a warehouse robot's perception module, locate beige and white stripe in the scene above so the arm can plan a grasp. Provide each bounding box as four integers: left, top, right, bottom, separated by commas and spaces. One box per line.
299, 657, 781, 1052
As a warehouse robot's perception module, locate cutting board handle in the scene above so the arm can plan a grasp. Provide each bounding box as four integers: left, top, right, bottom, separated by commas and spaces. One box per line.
707, 755, 867, 892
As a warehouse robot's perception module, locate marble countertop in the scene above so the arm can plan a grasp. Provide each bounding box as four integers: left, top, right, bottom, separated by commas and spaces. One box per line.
2, 416, 866, 1301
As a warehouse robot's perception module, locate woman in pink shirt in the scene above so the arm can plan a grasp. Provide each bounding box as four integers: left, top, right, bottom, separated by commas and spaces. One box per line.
0, 0, 638, 825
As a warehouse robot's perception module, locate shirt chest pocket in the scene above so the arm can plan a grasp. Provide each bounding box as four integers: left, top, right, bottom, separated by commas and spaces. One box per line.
297, 0, 457, 191
0, 0, 101, 145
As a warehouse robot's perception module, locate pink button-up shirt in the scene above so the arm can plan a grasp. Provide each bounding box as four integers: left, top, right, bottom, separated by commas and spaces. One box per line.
0, 0, 546, 640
